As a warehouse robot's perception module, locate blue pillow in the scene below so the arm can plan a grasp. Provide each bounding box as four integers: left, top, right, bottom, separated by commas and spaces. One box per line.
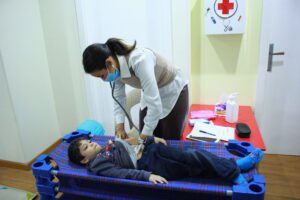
76, 120, 105, 136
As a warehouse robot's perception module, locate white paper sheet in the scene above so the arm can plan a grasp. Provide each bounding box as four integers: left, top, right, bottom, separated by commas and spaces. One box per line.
187, 122, 235, 141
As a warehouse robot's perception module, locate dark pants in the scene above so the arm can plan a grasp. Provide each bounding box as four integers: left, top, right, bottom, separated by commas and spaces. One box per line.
137, 143, 240, 181
139, 85, 189, 140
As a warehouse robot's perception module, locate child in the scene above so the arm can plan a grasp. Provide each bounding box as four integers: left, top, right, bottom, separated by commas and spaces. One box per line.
68, 136, 263, 184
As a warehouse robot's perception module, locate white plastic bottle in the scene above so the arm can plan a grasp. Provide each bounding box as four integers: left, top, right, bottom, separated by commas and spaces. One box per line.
225, 93, 239, 123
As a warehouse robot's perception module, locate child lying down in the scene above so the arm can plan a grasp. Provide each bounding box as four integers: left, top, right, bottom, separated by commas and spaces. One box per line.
68, 136, 263, 185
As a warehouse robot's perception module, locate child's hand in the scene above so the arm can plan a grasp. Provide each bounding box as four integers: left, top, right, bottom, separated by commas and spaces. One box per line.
154, 137, 167, 146
149, 174, 168, 184
108, 139, 113, 144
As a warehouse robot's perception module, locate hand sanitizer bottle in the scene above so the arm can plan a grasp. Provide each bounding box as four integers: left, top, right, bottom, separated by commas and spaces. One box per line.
225, 93, 239, 123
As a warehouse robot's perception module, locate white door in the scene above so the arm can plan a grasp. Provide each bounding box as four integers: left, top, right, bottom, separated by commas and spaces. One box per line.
255, 0, 300, 155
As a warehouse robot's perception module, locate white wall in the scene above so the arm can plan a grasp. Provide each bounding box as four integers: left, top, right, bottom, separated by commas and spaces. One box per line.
0, 0, 88, 163
0, 0, 60, 162
0, 52, 25, 162
39, 0, 89, 135
171, 0, 191, 98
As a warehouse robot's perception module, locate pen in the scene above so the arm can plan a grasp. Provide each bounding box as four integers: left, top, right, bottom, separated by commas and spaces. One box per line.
199, 130, 216, 136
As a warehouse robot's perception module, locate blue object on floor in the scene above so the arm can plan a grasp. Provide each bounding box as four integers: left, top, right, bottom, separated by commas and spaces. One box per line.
76, 120, 105, 136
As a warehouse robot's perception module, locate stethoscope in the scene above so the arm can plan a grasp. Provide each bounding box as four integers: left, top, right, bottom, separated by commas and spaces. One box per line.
110, 82, 140, 133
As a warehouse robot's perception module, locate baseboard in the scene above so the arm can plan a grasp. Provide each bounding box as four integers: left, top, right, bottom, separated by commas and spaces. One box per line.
0, 160, 29, 170
0, 138, 62, 170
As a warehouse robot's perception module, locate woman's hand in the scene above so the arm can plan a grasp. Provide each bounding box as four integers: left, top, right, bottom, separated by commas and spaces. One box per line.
154, 137, 167, 145
115, 123, 128, 139
115, 130, 128, 139
149, 174, 168, 184
124, 137, 138, 145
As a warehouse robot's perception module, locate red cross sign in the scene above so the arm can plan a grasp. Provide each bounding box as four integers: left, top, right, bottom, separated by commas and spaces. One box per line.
218, 0, 234, 14
214, 0, 238, 19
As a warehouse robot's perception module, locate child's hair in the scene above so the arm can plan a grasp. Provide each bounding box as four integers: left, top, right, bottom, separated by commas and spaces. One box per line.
68, 137, 86, 165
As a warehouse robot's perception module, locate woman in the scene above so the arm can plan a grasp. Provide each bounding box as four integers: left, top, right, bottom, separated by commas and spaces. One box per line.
82, 38, 188, 140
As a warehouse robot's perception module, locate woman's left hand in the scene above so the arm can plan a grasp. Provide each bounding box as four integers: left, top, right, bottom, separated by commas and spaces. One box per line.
125, 137, 139, 145
154, 137, 167, 145
116, 130, 128, 139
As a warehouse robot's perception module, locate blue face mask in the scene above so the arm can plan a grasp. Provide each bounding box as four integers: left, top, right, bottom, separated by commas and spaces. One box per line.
105, 64, 120, 82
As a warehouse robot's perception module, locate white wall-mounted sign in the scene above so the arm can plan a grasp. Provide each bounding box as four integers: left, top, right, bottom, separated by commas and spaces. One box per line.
205, 0, 245, 35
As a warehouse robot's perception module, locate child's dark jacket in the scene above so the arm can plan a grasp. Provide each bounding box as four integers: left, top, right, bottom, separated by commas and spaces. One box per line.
87, 137, 155, 181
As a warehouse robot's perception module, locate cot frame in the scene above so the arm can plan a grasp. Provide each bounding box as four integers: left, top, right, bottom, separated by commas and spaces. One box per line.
32, 130, 265, 200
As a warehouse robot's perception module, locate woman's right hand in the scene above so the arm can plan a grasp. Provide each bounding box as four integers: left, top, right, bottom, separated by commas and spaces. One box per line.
115, 123, 128, 139
149, 174, 168, 184
115, 130, 128, 139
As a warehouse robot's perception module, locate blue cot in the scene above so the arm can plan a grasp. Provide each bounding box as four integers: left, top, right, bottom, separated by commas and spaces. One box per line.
32, 130, 265, 200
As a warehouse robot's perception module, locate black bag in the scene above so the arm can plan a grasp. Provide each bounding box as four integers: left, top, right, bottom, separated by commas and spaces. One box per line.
236, 123, 251, 138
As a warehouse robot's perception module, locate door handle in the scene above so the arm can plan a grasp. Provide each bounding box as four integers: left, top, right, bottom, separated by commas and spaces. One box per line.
267, 43, 285, 72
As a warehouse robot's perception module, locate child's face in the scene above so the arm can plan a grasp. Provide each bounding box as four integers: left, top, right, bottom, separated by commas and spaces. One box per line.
79, 140, 102, 164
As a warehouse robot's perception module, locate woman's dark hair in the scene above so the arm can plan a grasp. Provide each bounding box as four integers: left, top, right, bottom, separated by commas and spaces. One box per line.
68, 137, 86, 166
82, 38, 136, 73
